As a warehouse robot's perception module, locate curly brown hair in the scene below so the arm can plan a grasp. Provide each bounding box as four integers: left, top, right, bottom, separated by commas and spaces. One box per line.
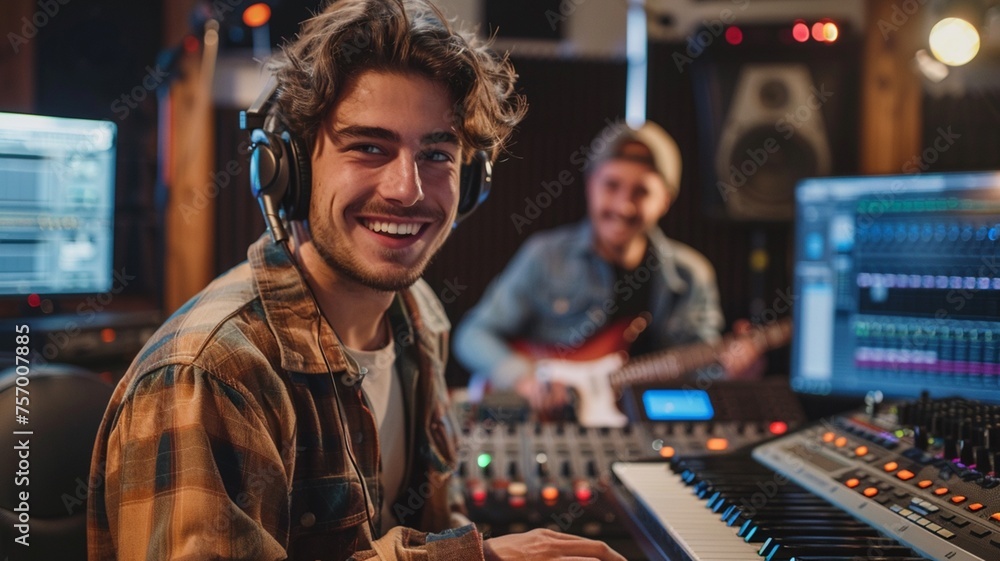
268, 0, 526, 162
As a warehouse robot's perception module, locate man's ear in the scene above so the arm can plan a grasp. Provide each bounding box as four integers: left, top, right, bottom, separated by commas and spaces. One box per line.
658, 194, 673, 219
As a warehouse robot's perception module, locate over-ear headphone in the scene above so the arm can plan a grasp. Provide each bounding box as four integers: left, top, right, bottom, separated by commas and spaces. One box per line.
240, 78, 492, 243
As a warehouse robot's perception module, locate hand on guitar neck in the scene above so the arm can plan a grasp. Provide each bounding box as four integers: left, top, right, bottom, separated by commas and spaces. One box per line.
507, 316, 792, 427
718, 318, 769, 381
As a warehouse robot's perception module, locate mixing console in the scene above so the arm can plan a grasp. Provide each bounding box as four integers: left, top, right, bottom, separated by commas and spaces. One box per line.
451, 380, 805, 559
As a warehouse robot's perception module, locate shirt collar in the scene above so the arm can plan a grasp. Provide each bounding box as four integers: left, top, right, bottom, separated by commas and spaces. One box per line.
571, 220, 689, 293
248, 234, 345, 374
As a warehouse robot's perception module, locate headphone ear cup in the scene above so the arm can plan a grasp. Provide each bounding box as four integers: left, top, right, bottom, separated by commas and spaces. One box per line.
249, 129, 288, 201
456, 150, 492, 222
281, 132, 312, 221
249, 129, 291, 242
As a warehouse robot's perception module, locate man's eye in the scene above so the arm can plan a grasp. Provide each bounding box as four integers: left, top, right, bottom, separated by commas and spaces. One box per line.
354, 144, 385, 155
423, 150, 454, 162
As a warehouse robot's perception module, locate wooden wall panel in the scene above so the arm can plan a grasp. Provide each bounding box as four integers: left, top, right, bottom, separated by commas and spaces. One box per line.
859, 0, 923, 173
162, 5, 218, 314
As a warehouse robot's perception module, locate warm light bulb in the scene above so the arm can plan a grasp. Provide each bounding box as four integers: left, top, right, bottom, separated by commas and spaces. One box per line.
822, 22, 839, 42
929, 17, 980, 66
243, 3, 272, 28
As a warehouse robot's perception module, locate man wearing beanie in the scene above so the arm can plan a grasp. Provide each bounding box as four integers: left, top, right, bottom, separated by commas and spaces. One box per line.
454, 121, 759, 414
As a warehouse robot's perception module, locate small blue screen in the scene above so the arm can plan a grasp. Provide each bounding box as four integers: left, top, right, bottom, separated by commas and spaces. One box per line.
642, 389, 714, 421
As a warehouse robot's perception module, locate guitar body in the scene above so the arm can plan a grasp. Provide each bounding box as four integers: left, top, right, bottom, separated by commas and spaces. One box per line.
507, 317, 793, 427
509, 317, 637, 361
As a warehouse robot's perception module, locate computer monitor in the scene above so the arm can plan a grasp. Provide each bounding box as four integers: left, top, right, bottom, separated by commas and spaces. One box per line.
0, 113, 117, 296
790, 171, 1000, 402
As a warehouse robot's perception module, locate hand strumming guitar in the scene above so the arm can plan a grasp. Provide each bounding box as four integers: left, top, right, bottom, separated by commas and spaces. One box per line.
514, 370, 571, 418
716, 318, 768, 381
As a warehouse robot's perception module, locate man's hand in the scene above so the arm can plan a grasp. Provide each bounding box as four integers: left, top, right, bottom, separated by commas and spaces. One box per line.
717, 319, 766, 380
483, 529, 627, 561
514, 373, 570, 415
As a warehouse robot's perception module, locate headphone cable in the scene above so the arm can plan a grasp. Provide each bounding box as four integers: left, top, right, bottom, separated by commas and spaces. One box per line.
276, 238, 380, 541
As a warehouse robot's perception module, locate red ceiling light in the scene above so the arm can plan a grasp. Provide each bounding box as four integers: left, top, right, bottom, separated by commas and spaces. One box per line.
811, 21, 825, 42
725, 26, 743, 45
792, 21, 810, 42
182, 34, 200, 53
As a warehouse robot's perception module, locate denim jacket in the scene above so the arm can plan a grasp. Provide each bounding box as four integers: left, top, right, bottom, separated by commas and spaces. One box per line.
88, 234, 482, 560
453, 220, 724, 390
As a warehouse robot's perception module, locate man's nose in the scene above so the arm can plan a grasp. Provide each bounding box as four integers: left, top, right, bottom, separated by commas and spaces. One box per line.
380, 152, 424, 207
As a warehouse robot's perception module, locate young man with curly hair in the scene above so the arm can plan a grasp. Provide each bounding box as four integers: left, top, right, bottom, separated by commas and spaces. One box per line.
87, 1, 624, 559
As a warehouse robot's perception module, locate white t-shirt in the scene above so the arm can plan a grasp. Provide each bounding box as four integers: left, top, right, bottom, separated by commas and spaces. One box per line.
347, 338, 405, 535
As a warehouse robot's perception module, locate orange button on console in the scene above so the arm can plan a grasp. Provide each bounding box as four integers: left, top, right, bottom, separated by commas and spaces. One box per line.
854, 445, 869, 456
896, 470, 915, 481
845, 478, 861, 488
917, 480, 933, 489
863, 487, 879, 498
707, 438, 729, 451
951, 496, 967, 504
969, 503, 985, 512
934, 487, 950, 496
883, 461, 899, 472
822, 431, 836, 443
834, 436, 848, 447
991, 513, 1000, 523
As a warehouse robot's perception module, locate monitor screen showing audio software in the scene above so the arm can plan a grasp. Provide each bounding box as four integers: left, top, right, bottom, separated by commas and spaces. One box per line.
0, 113, 117, 296
791, 171, 1000, 402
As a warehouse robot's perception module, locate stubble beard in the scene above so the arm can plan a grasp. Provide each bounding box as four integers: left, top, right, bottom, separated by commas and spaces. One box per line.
310, 217, 439, 292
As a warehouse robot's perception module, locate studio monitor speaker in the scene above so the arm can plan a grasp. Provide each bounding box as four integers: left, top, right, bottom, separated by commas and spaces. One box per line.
690, 24, 860, 221
715, 63, 831, 220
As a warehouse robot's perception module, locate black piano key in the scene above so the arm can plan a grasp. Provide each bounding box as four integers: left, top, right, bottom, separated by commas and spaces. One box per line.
650, 452, 934, 560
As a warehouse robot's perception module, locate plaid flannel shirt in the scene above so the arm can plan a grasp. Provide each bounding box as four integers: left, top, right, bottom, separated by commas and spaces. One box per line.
88, 234, 483, 560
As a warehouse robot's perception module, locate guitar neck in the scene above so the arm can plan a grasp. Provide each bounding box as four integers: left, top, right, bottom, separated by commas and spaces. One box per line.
608, 318, 791, 390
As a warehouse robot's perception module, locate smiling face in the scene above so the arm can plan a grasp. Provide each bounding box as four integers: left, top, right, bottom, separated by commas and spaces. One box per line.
586, 153, 671, 260
306, 70, 461, 292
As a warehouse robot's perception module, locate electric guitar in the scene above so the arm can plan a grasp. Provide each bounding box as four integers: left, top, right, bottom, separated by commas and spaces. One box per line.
511, 316, 793, 427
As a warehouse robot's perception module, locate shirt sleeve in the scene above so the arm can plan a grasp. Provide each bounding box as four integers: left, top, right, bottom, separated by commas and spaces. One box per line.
95, 363, 292, 560
662, 250, 725, 347
351, 524, 485, 560
452, 240, 542, 390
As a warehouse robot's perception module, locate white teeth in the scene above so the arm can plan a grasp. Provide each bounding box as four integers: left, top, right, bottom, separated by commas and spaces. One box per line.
364, 220, 421, 235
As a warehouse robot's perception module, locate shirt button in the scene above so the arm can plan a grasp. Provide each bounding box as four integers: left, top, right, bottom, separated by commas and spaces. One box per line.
552, 298, 569, 314
300, 512, 316, 527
